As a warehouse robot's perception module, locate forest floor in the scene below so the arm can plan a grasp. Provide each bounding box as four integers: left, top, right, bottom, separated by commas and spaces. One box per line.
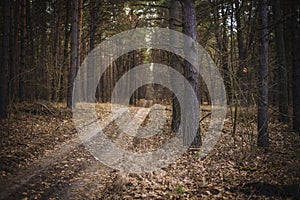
0, 102, 299, 199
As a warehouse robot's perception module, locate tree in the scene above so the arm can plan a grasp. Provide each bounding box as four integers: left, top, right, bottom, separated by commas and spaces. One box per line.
273, 0, 289, 123
59, 0, 71, 101
169, 0, 181, 132
19, 0, 26, 102
257, 0, 269, 147
0, 0, 10, 118
291, 1, 300, 134
182, 0, 200, 146
210, 0, 231, 103
87, 0, 97, 102
52, 0, 63, 102
67, 0, 79, 108
235, 0, 247, 103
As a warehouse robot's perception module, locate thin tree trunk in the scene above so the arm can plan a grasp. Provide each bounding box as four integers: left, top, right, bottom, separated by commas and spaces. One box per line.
25, 0, 34, 101
0, 0, 10, 118
77, 0, 82, 69
52, 0, 63, 102
59, 0, 71, 102
88, 0, 96, 102
19, 0, 26, 102
67, 0, 79, 108
291, 1, 300, 134
273, 0, 289, 123
169, 0, 181, 132
220, 4, 231, 104
9, 0, 16, 103
235, 0, 247, 105
77, 0, 83, 101
257, 0, 269, 147
40, 0, 48, 101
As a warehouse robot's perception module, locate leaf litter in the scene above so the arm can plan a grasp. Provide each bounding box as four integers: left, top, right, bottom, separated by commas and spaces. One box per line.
0, 102, 299, 199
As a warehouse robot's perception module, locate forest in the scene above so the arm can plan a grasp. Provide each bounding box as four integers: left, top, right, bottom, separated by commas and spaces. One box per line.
0, 0, 300, 199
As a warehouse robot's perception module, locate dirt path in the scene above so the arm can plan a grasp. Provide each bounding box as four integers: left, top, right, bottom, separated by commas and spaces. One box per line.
0, 106, 151, 199
1, 104, 299, 199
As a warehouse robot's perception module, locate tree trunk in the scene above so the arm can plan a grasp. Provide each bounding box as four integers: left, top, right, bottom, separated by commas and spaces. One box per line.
87, 0, 101, 102
169, 0, 181, 132
11, 0, 21, 102
273, 0, 289, 123
257, 0, 269, 147
291, 1, 300, 134
77, 0, 83, 69
88, 0, 96, 102
220, 4, 231, 104
19, 0, 26, 102
235, 0, 247, 105
0, 0, 10, 118
59, 0, 71, 102
67, 0, 79, 108
52, 0, 63, 102
182, 0, 200, 147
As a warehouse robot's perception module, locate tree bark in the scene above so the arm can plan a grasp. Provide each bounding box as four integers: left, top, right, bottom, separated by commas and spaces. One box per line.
169, 0, 181, 132
0, 0, 10, 118
52, 0, 63, 102
10, 0, 21, 102
235, 0, 247, 100
273, 0, 289, 123
67, 0, 79, 108
19, 0, 26, 102
25, 0, 34, 101
182, 0, 200, 147
257, 0, 269, 147
59, 0, 71, 101
291, 1, 300, 134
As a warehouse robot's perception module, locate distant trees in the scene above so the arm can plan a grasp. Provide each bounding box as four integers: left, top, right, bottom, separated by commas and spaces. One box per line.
0, 0, 298, 140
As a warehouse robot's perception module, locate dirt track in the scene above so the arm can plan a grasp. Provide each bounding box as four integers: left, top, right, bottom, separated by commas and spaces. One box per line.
0, 103, 299, 199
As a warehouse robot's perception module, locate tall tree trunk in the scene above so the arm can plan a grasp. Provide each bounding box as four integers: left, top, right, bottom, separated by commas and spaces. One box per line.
11, 0, 21, 102
9, 0, 16, 103
257, 0, 269, 147
77, 0, 82, 69
25, 0, 34, 101
291, 1, 300, 134
273, 0, 289, 123
77, 0, 83, 101
52, 0, 63, 102
59, 0, 71, 102
169, 0, 181, 132
182, 0, 200, 147
67, 0, 79, 108
40, 0, 48, 101
19, 0, 26, 102
0, 0, 10, 118
220, 4, 231, 104
235, 0, 247, 105
88, 0, 96, 102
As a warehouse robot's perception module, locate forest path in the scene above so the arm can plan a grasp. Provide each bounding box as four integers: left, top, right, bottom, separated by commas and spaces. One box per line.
0, 103, 299, 199
0, 105, 152, 199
